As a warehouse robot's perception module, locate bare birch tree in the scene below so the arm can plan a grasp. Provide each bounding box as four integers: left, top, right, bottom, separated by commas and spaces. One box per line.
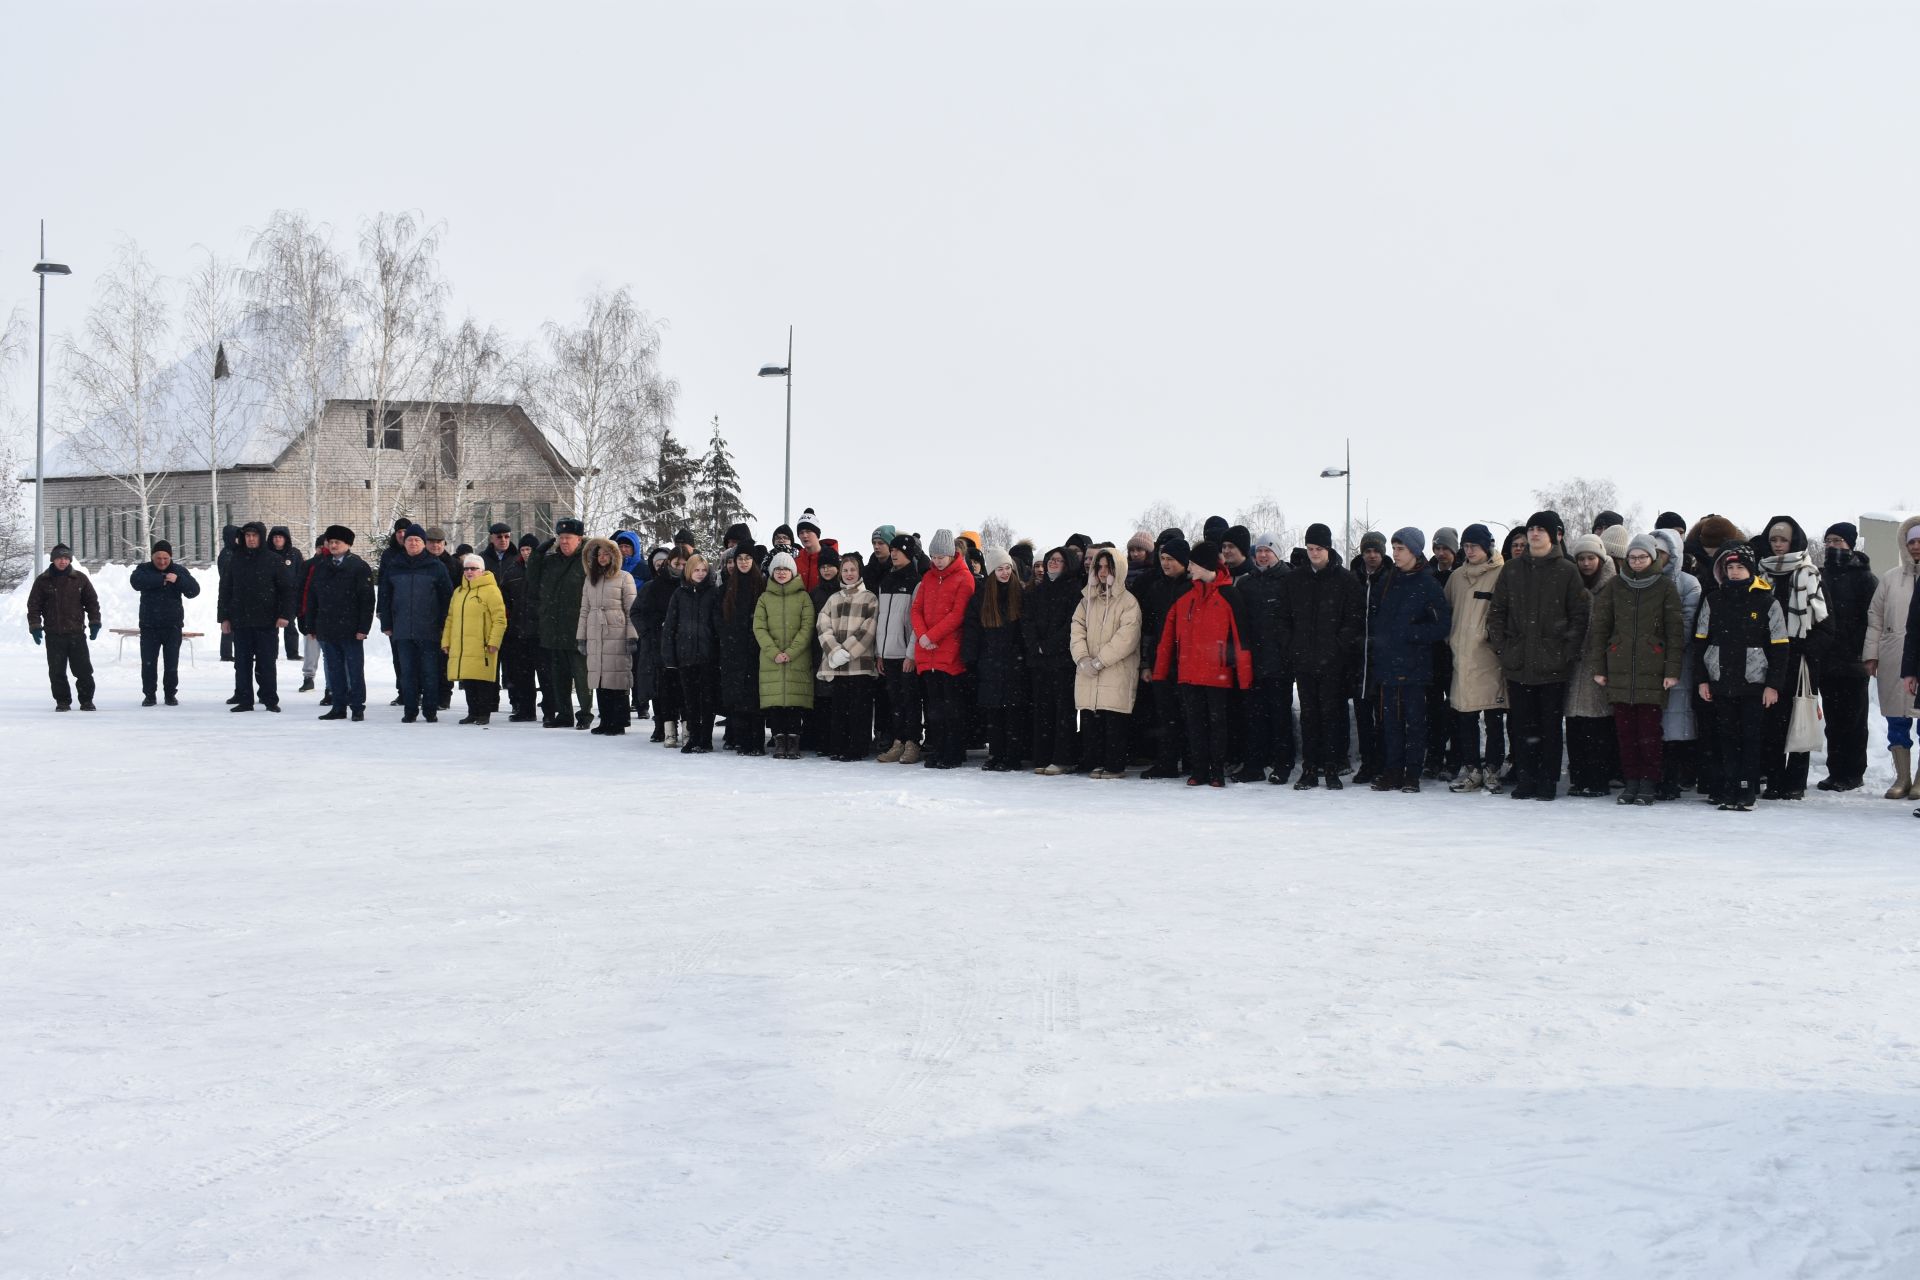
59, 241, 177, 559
350, 212, 447, 534
1234, 495, 1298, 550
244, 211, 348, 545
977, 515, 1017, 553
178, 248, 246, 532
532, 287, 678, 532
420, 316, 511, 539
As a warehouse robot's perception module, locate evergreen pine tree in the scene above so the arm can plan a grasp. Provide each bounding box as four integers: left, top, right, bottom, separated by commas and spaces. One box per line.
693, 415, 753, 552
624, 430, 698, 545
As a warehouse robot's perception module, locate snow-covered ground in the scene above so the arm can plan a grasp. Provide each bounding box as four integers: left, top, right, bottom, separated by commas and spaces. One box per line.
5, 574, 1920, 1278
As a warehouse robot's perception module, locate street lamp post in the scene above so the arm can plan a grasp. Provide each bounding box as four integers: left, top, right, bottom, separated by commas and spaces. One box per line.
757, 325, 793, 528
1318, 437, 1352, 562
32, 222, 72, 574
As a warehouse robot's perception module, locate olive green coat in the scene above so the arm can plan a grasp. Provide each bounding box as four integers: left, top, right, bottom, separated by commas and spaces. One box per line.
753, 575, 817, 709
1583, 568, 1687, 707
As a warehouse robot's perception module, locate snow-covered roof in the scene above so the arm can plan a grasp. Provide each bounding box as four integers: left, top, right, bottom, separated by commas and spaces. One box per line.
30, 308, 355, 481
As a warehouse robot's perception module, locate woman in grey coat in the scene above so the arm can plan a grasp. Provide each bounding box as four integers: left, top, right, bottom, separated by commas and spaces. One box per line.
1653, 528, 1703, 798
578, 537, 639, 735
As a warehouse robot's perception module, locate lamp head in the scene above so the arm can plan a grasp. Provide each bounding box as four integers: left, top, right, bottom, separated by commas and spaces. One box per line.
757, 364, 789, 378
32, 262, 71, 277
1319, 468, 1347, 478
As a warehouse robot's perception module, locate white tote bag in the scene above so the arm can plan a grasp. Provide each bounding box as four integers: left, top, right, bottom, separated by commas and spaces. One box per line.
1786, 662, 1823, 754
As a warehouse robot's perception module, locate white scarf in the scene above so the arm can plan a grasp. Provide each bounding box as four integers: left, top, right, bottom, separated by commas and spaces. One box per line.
1760, 549, 1827, 638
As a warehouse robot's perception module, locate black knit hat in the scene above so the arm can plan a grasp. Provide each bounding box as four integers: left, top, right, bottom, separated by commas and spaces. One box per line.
1304, 522, 1333, 550
1202, 515, 1229, 543
1592, 510, 1624, 533
393, 517, 412, 533
50, 542, 72, 559
673, 527, 698, 547
1359, 530, 1387, 556
1189, 540, 1221, 573
152, 540, 173, 555
1461, 523, 1495, 555
313, 534, 327, 549
1161, 536, 1191, 566
1225, 525, 1252, 558
1525, 510, 1565, 542
888, 533, 914, 553
1825, 521, 1859, 550
1655, 511, 1686, 532
519, 533, 539, 549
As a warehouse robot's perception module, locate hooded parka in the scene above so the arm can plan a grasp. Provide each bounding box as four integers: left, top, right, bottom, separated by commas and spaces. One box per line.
753, 573, 817, 709
1444, 552, 1507, 713
1070, 564, 1143, 713
1865, 515, 1920, 718
576, 539, 639, 690
1583, 557, 1685, 707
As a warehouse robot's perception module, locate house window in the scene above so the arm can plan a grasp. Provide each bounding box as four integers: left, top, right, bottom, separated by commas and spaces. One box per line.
439, 411, 458, 476
470, 501, 491, 546
366, 407, 404, 450
504, 501, 521, 535
533, 501, 553, 537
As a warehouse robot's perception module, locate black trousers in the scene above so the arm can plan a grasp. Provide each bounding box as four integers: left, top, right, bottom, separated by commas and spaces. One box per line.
882, 658, 921, 745
543, 647, 590, 719
1566, 716, 1617, 791
1031, 666, 1078, 768
1352, 689, 1383, 775
680, 663, 718, 747
231, 625, 279, 707
768, 706, 803, 739
922, 671, 965, 764
140, 629, 182, 698
979, 702, 1028, 765
459, 678, 499, 717
1453, 708, 1506, 769
1508, 681, 1567, 789
1820, 671, 1869, 784
831, 675, 875, 758
1243, 677, 1296, 778
45, 632, 96, 706
1295, 674, 1348, 773
596, 688, 630, 730
1691, 688, 1720, 793
1715, 694, 1767, 793
1425, 681, 1453, 771
1082, 709, 1130, 773
500, 636, 538, 716
1181, 685, 1233, 779
283, 622, 301, 660
1149, 679, 1186, 772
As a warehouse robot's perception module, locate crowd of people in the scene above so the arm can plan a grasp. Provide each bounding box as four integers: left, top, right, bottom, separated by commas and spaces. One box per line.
24, 504, 1920, 814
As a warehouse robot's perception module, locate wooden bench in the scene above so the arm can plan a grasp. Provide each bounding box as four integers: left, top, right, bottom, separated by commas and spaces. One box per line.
111, 628, 205, 665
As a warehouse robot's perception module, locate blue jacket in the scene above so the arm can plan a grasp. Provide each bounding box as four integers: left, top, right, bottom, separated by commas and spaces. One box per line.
129, 560, 201, 631
377, 551, 453, 641
613, 530, 650, 586
1367, 560, 1452, 688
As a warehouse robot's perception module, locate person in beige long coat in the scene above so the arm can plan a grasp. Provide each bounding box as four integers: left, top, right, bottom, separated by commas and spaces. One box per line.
577, 537, 639, 735
1070, 546, 1143, 778
1444, 524, 1506, 792
1864, 514, 1920, 796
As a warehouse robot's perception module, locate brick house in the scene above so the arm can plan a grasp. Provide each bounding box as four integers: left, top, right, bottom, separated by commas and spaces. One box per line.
30, 343, 581, 565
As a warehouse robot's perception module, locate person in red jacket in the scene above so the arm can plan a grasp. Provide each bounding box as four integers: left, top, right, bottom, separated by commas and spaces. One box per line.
911, 527, 978, 768
1152, 541, 1252, 787
794, 508, 824, 590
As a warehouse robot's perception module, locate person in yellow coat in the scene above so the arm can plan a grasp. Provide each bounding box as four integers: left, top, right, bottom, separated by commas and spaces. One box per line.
442, 553, 508, 725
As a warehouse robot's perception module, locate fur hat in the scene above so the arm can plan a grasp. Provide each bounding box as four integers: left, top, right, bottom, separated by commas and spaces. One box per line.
1304, 522, 1334, 550
323, 524, 355, 546
1390, 527, 1426, 559
1689, 514, 1743, 550
555, 517, 586, 537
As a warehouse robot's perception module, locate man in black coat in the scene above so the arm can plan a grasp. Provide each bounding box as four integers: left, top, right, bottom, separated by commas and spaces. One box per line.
1279, 524, 1363, 788
424, 528, 459, 710
1022, 544, 1084, 773
216, 523, 240, 664
218, 521, 295, 712
1235, 534, 1294, 783
268, 526, 305, 659
1817, 521, 1874, 790
128, 541, 201, 705
305, 525, 376, 720
376, 516, 414, 704
480, 522, 537, 721
1351, 530, 1392, 785
294, 535, 329, 693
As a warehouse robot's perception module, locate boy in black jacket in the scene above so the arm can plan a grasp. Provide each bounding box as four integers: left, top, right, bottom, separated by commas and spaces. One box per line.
1693, 545, 1788, 810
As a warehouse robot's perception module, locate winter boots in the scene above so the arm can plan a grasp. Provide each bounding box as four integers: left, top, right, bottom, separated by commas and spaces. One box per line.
875, 739, 903, 763
1293, 770, 1319, 790
1449, 766, 1485, 793
664, 720, 682, 749
1886, 747, 1912, 799
298, 677, 315, 693
897, 741, 922, 765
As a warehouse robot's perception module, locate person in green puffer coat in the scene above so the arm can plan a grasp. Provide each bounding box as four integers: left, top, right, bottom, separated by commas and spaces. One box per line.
754, 551, 817, 759
1584, 533, 1686, 805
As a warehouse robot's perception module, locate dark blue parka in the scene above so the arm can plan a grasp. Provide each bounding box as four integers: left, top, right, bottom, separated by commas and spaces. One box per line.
129, 560, 201, 631
1366, 559, 1453, 689
377, 551, 453, 641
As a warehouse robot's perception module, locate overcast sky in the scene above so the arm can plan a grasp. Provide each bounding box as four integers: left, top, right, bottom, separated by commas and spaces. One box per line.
3, 0, 1916, 552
